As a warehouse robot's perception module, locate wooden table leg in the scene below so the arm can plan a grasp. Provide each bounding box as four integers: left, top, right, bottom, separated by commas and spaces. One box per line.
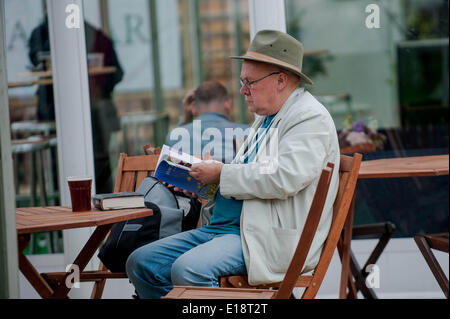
19, 224, 113, 299
17, 234, 55, 298
90, 229, 112, 299
50, 224, 113, 298
349, 250, 377, 298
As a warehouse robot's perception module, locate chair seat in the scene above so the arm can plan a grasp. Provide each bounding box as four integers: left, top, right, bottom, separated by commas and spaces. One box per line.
163, 286, 276, 299
220, 275, 313, 289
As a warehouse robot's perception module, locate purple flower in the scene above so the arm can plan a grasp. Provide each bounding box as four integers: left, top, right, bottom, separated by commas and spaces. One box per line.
346, 131, 371, 145
352, 120, 365, 132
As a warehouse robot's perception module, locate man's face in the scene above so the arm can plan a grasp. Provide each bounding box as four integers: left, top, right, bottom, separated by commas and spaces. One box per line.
239, 61, 281, 116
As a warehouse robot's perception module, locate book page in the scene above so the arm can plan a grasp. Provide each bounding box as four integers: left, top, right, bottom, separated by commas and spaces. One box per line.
157, 145, 202, 168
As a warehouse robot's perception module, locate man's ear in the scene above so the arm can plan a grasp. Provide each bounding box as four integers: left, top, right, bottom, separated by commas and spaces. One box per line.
224, 99, 232, 115
277, 72, 289, 91
191, 104, 199, 118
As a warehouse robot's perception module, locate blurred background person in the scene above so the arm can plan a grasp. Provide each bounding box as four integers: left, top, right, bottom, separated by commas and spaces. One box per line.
28, 17, 124, 193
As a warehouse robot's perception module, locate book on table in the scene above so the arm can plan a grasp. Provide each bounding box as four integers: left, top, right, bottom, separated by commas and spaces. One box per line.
154, 145, 218, 200
92, 192, 145, 210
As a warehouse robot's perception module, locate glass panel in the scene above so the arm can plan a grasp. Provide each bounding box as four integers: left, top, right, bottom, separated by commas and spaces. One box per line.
5, 0, 63, 254
198, 0, 250, 123
83, 0, 250, 192
286, 0, 449, 237
82, 0, 125, 194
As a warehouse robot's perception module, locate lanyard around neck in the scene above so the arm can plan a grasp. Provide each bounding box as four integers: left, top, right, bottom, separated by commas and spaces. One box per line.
241, 115, 276, 163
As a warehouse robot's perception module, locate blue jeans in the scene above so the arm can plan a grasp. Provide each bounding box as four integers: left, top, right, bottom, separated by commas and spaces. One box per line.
125, 228, 247, 299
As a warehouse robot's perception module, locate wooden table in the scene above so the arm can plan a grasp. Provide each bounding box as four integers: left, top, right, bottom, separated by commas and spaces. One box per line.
8, 66, 117, 88
17, 206, 152, 299
358, 155, 449, 179
339, 154, 449, 298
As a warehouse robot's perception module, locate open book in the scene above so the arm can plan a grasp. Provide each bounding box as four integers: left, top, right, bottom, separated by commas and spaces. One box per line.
154, 145, 218, 200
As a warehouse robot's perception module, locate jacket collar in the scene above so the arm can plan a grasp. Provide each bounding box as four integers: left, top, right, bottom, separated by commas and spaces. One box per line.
233, 87, 306, 163
269, 87, 305, 128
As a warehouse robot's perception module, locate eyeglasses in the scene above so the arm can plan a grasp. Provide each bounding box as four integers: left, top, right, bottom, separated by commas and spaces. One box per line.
239, 72, 281, 90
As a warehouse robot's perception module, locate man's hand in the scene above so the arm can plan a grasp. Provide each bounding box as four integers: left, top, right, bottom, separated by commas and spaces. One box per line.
173, 153, 220, 197
173, 186, 198, 198
189, 160, 224, 185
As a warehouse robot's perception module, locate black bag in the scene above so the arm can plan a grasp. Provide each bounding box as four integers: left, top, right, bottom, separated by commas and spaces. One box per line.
98, 176, 201, 272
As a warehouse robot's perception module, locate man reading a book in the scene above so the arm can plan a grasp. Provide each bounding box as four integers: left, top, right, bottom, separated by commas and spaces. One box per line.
126, 30, 340, 298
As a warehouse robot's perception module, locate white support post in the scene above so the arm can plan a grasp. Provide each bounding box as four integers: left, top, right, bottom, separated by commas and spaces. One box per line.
46, 0, 96, 298
248, 0, 286, 40
0, 0, 19, 299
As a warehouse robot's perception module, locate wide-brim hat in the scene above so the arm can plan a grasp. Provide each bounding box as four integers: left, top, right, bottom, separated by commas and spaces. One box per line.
230, 30, 313, 85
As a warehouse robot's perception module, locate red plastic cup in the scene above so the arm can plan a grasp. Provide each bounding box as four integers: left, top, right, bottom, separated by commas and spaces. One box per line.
67, 177, 92, 212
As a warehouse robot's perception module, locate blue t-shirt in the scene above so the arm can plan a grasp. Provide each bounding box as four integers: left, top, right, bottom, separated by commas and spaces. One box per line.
201, 114, 276, 235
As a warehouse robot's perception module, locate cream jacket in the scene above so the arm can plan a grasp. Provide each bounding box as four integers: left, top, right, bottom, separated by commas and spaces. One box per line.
200, 87, 340, 285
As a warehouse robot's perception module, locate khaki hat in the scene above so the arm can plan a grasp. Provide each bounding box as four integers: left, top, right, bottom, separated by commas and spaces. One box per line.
230, 30, 313, 85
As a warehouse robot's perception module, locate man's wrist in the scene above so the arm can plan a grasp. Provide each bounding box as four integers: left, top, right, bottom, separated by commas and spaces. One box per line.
218, 163, 227, 186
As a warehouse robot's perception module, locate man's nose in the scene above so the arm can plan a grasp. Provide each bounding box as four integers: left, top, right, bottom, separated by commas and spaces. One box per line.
240, 85, 250, 95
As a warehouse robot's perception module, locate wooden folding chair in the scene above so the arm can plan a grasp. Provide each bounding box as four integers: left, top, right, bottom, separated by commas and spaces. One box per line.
414, 232, 449, 298
88, 150, 160, 298
164, 154, 362, 299
164, 163, 334, 299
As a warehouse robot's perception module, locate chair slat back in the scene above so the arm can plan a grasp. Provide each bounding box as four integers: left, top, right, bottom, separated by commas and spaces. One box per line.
113, 153, 160, 193
275, 164, 334, 299
301, 153, 362, 299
